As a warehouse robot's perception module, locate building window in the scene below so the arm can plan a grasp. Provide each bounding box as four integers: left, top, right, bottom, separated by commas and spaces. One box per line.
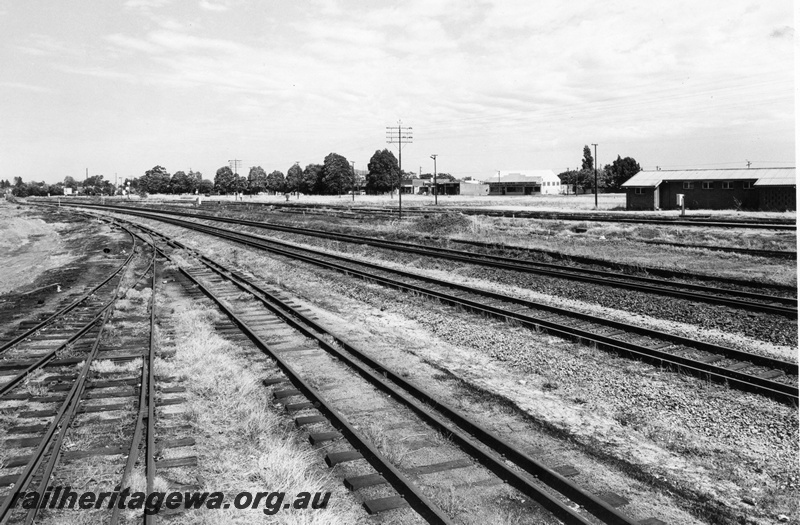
721, 181, 733, 190
634, 188, 645, 194
743, 182, 753, 190
683, 182, 694, 189
702, 181, 713, 190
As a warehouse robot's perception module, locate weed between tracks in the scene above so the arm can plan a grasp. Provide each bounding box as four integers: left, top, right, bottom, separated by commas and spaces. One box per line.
154, 294, 364, 524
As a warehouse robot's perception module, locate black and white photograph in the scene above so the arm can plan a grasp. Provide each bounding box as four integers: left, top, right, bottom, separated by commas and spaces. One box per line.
0, 1, 796, 523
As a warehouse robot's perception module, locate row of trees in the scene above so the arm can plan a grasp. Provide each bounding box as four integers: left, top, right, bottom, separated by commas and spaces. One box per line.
213, 151, 405, 196
4, 147, 641, 199
557, 146, 641, 193
1, 177, 67, 197
132, 167, 214, 196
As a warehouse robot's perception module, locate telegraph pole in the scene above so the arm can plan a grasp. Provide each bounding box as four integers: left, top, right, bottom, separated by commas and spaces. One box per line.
591, 144, 598, 208
386, 121, 412, 219
229, 159, 242, 200
430, 154, 438, 205
350, 161, 356, 202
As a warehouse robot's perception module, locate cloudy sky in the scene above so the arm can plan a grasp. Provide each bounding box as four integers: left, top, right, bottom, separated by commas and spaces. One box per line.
0, 0, 794, 184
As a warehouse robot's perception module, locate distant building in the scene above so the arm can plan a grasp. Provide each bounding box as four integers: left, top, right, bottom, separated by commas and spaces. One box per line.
621, 167, 796, 211
485, 170, 563, 196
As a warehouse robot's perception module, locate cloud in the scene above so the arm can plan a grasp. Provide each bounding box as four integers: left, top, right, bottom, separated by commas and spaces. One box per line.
0, 81, 55, 94
124, 0, 172, 9
770, 26, 793, 38
199, 0, 228, 11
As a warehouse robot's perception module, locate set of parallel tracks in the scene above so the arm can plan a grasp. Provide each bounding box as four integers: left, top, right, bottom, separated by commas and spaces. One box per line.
59, 202, 798, 317
193, 200, 797, 230
64, 204, 797, 405
0, 225, 189, 524
92, 214, 666, 525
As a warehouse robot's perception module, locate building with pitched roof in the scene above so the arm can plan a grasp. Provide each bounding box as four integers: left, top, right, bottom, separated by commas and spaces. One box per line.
621, 167, 795, 211
484, 170, 564, 196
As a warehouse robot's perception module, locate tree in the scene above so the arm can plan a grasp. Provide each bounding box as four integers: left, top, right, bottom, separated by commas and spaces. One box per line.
214, 166, 235, 194
581, 145, 594, 171
63, 176, 78, 191
301, 164, 323, 194
557, 169, 591, 194
231, 173, 248, 194
197, 179, 215, 194
247, 166, 268, 194
140, 166, 171, 194
366, 149, 400, 193
170, 171, 195, 194
285, 163, 303, 193
320, 153, 353, 195
263, 170, 283, 193
84, 175, 113, 195
11, 176, 27, 197
602, 156, 641, 191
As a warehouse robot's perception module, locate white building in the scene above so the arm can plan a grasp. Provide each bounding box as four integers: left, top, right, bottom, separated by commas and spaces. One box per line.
482, 170, 563, 195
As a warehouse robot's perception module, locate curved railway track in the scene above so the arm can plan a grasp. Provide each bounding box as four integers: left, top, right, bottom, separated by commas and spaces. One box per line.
69, 205, 797, 405
0, 226, 191, 523
97, 214, 670, 525
62, 203, 798, 317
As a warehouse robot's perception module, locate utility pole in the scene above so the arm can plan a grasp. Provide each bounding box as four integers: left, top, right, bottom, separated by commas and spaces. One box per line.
350, 161, 355, 202
430, 154, 438, 205
386, 121, 412, 219
229, 159, 242, 200
591, 143, 598, 208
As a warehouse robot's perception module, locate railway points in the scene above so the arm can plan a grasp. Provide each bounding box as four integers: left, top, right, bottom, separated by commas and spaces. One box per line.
59, 204, 797, 403
3, 199, 796, 524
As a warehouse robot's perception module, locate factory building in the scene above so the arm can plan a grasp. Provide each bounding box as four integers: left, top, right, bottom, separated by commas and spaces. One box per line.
622, 168, 796, 211
486, 170, 563, 196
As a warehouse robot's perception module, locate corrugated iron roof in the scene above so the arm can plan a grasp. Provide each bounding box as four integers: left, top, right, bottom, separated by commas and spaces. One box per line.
480, 170, 558, 183
752, 169, 797, 186
622, 168, 795, 188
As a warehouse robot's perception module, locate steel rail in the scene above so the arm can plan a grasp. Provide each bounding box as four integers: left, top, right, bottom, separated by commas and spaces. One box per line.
142, 227, 642, 525
109, 232, 158, 525
22, 304, 119, 524
184, 210, 798, 312
638, 239, 797, 259
55, 203, 798, 315
79, 206, 797, 372
106, 211, 797, 404
0, 230, 137, 355
110, 200, 800, 292
190, 200, 798, 230
0, 238, 141, 524
443, 238, 796, 291
152, 242, 457, 525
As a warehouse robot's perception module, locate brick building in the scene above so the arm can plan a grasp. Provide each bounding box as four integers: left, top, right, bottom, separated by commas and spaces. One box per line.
622, 168, 795, 211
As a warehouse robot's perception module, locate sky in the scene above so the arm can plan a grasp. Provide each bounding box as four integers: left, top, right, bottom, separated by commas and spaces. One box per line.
0, 0, 795, 185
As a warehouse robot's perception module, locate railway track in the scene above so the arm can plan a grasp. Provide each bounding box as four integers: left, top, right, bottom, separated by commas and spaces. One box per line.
94, 215, 672, 525
87, 200, 798, 291
61, 203, 798, 317
636, 239, 797, 260
193, 200, 797, 230
71, 205, 797, 405
0, 227, 193, 523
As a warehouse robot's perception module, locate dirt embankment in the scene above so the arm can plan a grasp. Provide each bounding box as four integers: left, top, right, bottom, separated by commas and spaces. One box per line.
0, 202, 74, 295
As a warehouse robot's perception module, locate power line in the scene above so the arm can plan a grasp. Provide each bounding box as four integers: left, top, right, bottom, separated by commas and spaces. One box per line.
386, 121, 413, 219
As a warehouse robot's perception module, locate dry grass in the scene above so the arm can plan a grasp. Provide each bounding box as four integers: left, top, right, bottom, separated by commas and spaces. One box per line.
156, 302, 366, 524
90, 358, 142, 375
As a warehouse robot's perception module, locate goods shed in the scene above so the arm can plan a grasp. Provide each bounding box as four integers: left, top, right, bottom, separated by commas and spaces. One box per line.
622, 168, 796, 211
